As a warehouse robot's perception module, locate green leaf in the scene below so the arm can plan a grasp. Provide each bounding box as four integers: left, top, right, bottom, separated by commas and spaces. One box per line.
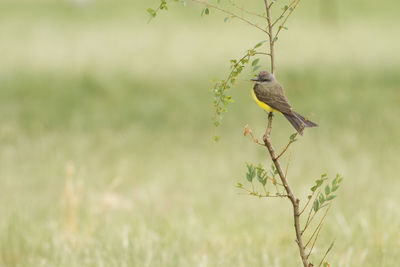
326, 195, 336, 201
224, 17, 230, 22
273, 37, 278, 43
256, 164, 266, 185
307, 195, 312, 200
251, 58, 260, 67
246, 163, 256, 182
246, 172, 255, 182
325, 185, 330, 195
311, 185, 317, 192
331, 185, 339, 192
321, 173, 327, 178
319, 194, 325, 204
205, 8, 209, 15
147, 8, 157, 18
236, 182, 243, 188
254, 40, 267, 49
313, 199, 319, 212
289, 133, 297, 141
252, 65, 260, 72
214, 135, 220, 142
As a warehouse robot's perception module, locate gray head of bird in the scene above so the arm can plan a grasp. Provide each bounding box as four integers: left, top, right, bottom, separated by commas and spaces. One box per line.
251, 71, 275, 82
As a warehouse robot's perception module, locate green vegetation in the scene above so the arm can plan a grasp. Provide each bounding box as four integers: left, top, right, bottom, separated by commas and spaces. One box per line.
0, 0, 399, 266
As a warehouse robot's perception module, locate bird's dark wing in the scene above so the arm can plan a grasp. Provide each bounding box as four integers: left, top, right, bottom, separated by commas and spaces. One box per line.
253, 82, 293, 114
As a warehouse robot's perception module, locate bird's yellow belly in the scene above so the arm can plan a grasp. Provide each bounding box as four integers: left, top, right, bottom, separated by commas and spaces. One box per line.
251, 89, 281, 114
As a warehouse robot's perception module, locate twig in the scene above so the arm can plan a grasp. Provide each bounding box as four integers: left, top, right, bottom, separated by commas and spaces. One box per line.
254, 52, 271, 57
274, 0, 302, 40
275, 135, 297, 160
244, 124, 265, 146
276, 123, 305, 160
212, 52, 250, 121
305, 204, 332, 248
264, 0, 275, 73
268, 1, 274, 9
271, 0, 296, 27
307, 221, 323, 259
193, 0, 271, 36
284, 153, 292, 179
299, 190, 316, 216
238, 186, 288, 198
227, 0, 267, 19
318, 240, 335, 266
302, 197, 329, 234
303, 188, 321, 231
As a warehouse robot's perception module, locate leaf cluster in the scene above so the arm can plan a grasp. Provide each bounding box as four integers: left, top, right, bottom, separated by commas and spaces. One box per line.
237, 162, 282, 198
309, 174, 343, 212
147, 0, 186, 19
212, 40, 266, 129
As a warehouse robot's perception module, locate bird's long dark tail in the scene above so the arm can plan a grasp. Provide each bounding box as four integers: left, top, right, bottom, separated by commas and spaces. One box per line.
283, 111, 318, 135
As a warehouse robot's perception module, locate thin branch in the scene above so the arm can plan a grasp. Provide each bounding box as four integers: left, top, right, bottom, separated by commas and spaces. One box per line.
268, 176, 284, 186
264, 0, 275, 73
284, 153, 292, 179
244, 124, 265, 146
303, 197, 329, 234
227, 0, 267, 19
193, 0, 270, 36
254, 52, 271, 57
305, 204, 332, 248
307, 221, 323, 259
271, 0, 296, 27
268, 1, 274, 9
275, 122, 305, 160
299, 190, 316, 216
303, 188, 322, 232
276, 136, 296, 160
318, 240, 335, 267
274, 0, 302, 40
212, 52, 250, 121
238, 185, 288, 198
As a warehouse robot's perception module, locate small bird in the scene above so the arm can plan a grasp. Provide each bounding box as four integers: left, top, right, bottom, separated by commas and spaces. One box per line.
251, 70, 317, 135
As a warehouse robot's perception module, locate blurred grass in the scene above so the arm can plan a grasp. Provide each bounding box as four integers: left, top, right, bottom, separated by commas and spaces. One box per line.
0, 0, 399, 266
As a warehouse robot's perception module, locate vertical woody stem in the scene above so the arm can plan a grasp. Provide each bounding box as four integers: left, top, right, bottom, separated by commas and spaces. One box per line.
263, 113, 310, 267
263, 2, 310, 266
264, 0, 275, 73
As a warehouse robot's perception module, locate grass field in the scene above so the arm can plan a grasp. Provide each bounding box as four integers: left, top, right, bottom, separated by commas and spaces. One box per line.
0, 0, 399, 266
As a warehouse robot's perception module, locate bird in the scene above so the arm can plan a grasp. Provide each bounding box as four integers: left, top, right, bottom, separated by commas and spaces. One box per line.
251, 70, 317, 135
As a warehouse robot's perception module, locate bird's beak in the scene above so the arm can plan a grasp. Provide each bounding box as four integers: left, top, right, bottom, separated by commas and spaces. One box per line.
250, 78, 259, 81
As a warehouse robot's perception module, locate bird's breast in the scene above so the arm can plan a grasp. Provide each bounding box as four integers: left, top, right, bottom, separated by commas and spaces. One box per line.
251, 88, 280, 113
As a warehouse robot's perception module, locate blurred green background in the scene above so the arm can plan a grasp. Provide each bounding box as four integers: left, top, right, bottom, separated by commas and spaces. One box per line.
0, 0, 399, 266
